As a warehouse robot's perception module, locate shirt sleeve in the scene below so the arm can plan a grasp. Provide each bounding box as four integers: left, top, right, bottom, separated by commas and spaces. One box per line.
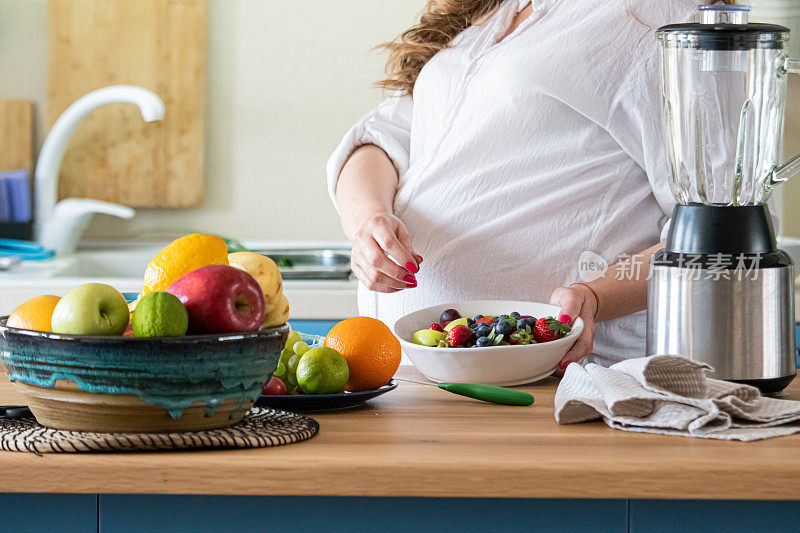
326, 92, 413, 210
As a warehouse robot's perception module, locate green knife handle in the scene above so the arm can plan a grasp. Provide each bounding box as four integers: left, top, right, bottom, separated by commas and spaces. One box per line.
438, 383, 534, 406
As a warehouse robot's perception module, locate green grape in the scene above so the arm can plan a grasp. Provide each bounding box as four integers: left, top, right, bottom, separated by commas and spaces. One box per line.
293, 341, 309, 356
279, 347, 294, 366
283, 372, 299, 393
273, 361, 287, 378
287, 353, 302, 376
284, 330, 302, 351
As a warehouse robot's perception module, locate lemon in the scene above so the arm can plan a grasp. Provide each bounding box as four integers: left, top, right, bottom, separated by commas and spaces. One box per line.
141, 234, 228, 298
296, 347, 349, 394
131, 292, 189, 337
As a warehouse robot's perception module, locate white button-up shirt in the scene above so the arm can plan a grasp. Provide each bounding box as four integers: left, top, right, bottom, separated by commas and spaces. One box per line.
327, 0, 699, 365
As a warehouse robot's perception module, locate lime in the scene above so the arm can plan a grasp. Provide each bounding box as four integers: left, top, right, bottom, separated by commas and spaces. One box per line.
296, 347, 349, 395
284, 330, 302, 351
131, 292, 188, 337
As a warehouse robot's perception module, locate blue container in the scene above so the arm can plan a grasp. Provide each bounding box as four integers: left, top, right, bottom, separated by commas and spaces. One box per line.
0, 170, 30, 223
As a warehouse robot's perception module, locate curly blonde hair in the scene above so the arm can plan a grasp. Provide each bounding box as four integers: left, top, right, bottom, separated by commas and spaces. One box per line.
378, 0, 734, 93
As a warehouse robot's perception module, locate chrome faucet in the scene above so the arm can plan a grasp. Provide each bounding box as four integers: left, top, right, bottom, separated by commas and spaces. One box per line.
35, 85, 165, 255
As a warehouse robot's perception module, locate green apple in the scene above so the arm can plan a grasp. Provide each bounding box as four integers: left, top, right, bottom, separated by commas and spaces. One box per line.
412, 329, 447, 346
444, 317, 469, 332
51, 283, 130, 335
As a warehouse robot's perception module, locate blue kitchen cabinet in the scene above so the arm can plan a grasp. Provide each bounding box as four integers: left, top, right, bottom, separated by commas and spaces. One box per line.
629, 499, 800, 532
0, 493, 96, 532
98, 495, 627, 533
288, 320, 339, 337
5, 494, 800, 531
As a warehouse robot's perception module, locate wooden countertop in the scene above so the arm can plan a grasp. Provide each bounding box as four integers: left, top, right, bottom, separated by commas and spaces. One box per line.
2, 367, 800, 500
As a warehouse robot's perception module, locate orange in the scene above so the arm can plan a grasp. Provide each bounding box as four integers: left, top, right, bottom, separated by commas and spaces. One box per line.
141, 234, 228, 297
7, 295, 61, 332
323, 317, 401, 392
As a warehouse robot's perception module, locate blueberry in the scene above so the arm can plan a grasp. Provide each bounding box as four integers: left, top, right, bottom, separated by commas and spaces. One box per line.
517, 319, 528, 331
510, 312, 521, 320
499, 314, 509, 321
491, 316, 500, 323
474, 315, 484, 320
476, 336, 491, 348
496, 320, 514, 336
475, 324, 491, 337
467, 318, 475, 327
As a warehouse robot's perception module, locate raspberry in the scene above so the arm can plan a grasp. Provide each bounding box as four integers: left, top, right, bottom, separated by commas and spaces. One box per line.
429, 323, 444, 332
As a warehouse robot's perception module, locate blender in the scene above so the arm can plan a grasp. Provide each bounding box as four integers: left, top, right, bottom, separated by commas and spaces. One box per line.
647, 5, 800, 392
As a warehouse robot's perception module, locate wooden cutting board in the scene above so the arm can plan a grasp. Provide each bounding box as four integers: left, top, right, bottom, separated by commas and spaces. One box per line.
48, 0, 206, 207
0, 99, 33, 174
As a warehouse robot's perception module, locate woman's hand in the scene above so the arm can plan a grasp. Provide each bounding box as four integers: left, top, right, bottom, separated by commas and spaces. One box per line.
350, 213, 422, 293
549, 284, 598, 375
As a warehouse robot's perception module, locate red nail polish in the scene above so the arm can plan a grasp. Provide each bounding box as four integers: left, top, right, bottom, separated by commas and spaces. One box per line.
405, 262, 418, 274
558, 314, 572, 325
559, 360, 571, 370
403, 274, 416, 283
406, 282, 417, 288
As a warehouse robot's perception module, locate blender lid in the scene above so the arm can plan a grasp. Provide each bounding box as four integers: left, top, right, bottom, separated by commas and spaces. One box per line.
657, 5, 789, 50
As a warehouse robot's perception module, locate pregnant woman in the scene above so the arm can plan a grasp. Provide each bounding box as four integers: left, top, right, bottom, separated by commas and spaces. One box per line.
327, 0, 728, 369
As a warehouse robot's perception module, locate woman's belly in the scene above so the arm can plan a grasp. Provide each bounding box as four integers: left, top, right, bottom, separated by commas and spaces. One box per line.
360, 153, 664, 364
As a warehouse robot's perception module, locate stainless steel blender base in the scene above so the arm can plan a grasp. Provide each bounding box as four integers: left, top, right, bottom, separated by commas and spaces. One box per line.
646, 259, 796, 392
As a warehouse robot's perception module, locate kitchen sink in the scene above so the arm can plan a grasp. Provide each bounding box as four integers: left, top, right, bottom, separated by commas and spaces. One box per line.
255, 249, 351, 281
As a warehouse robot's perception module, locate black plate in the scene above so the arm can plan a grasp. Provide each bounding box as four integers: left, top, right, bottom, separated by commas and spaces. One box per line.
255, 380, 397, 412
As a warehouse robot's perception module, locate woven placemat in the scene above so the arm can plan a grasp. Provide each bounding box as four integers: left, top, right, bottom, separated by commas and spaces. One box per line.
0, 407, 318, 454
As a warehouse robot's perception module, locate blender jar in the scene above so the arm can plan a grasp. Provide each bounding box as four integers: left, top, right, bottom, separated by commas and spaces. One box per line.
657, 5, 800, 206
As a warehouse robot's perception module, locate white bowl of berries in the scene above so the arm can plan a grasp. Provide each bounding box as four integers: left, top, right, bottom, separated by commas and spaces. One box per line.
393, 300, 583, 386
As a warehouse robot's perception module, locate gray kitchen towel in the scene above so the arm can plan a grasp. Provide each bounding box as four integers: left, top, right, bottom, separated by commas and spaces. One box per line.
555, 355, 800, 441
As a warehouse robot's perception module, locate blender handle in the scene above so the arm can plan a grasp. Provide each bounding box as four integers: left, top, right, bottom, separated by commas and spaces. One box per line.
771, 154, 800, 185
767, 57, 800, 186
785, 57, 800, 73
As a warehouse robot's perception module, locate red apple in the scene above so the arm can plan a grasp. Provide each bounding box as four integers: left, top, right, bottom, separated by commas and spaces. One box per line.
123, 319, 134, 337
167, 264, 266, 334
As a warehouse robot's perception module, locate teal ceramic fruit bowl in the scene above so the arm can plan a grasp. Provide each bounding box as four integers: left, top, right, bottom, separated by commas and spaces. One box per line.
0, 317, 288, 433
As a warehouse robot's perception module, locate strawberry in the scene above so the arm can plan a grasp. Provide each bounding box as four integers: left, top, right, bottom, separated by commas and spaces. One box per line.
429, 323, 444, 332
475, 317, 494, 326
446, 325, 474, 348
533, 316, 571, 343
